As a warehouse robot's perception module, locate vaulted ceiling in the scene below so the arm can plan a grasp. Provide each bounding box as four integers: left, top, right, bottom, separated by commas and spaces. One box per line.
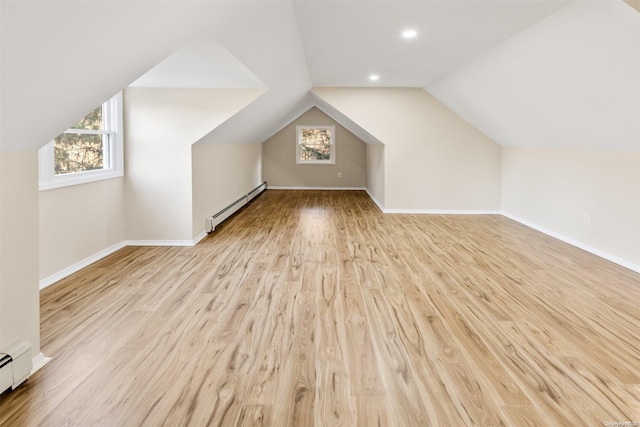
1, 0, 638, 152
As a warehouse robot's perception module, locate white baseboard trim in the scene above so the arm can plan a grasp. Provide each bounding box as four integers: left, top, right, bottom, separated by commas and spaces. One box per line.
361, 190, 500, 215
192, 231, 208, 245
31, 352, 52, 375
384, 208, 501, 215
125, 239, 198, 247
365, 188, 385, 212
502, 212, 640, 273
267, 186, 366, 191
39, 241, 127, 290
40, 233, 209, 290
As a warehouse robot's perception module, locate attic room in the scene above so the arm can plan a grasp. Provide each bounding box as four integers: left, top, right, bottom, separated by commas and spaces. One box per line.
1, 0, 639, 425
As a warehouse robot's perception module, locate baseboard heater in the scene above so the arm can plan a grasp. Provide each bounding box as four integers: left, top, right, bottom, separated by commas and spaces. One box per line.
206, 181, 267, 233
0, 341, 32, 394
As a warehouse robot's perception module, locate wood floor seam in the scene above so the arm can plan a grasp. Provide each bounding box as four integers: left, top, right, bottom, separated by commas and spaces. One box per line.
1, 190, 638, 426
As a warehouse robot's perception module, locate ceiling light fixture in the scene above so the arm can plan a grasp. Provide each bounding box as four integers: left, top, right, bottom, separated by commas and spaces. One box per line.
369, 74, 379, 81
402, 29, 417, 39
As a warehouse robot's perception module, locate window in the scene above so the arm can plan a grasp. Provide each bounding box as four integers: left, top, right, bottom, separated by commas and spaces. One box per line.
39, 92, 123, 190
296, 125, 335, 164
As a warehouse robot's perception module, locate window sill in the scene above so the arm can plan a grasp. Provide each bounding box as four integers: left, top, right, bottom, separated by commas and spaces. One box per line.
296, 160, 336, 165
39, 170, 123, 191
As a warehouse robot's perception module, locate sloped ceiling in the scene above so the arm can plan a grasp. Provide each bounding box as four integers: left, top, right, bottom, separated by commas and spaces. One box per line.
1, 0, 637, 152
129, 39, 266, 89
294, 0, 571, 87
427, 0, 640, 150
0, 1, 311, 151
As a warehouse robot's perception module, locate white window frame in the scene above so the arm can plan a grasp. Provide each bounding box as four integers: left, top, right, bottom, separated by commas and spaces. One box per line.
38, 92, 124, 191
296, 125, 336, 165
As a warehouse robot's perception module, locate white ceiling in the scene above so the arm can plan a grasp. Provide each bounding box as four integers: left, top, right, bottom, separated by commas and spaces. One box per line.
127, 0, 571, 90
294, 0, 571, 87
1, 0, 637, 152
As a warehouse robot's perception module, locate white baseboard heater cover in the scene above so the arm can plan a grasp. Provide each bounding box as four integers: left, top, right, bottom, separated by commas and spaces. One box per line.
0, 341, 32, 393
206, 181, 267, 233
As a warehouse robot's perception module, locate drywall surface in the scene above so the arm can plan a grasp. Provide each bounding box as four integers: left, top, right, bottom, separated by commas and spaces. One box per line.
39, 178, 125, 281
192, 143, 263, 237
0, 151, 40, 356
427, 0, 640, 151
263, 107, 366, 188
124, 87, 262, 242
0, 1, 308, 152
502, 147, 640, 268
311, 87, 501, 211
366, 143, 385, 208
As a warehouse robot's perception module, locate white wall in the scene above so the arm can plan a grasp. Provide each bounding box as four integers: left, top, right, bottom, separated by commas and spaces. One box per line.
263, 107, 367, 188
0, 152, 40, 356
192, 143, 263, 237
502, 147, 640, 270
366, 143, 385, 208
124, 88, 263, 242
424, 0, 640, 270
39, 178, 125, 282
311, 87, 501, 212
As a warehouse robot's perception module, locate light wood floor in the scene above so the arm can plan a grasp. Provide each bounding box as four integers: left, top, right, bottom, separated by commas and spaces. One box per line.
1, 190, 639, 426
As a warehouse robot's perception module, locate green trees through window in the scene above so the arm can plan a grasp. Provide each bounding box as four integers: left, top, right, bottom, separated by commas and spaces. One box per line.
54, 105, 106, 175
299, 127, 332, 161
39, 92, 123, 190
296, 125, 335, 164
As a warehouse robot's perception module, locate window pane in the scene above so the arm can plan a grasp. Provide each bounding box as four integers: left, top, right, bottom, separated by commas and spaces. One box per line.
298, 127, 333, 162
300, 128, 331, 145
54, 133, 105, 175
300, 143, 331, 161
69, 105, 104, 131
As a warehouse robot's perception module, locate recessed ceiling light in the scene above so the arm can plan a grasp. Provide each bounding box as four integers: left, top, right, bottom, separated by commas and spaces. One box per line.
402, 29, 417, 39
369, 74, 379, 81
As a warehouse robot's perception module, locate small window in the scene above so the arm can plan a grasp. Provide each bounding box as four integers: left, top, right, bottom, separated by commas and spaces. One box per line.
296, 125, 336, 164
39, 93, 123, 190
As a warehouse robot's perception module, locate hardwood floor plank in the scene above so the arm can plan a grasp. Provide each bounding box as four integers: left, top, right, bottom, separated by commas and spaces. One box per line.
355, 396, 394, 427
360, 289, 436, 426
2, 190, 639, 426
341, 279, 385, 397
314, 360, 355, 426
401, 266, 531, 409
271, 265, 317, 427
243, 279, 296, 405
558, 357, 639, 423
499, 404, 558, 426
317, 266, 346, 361
238, 404, 273, 427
